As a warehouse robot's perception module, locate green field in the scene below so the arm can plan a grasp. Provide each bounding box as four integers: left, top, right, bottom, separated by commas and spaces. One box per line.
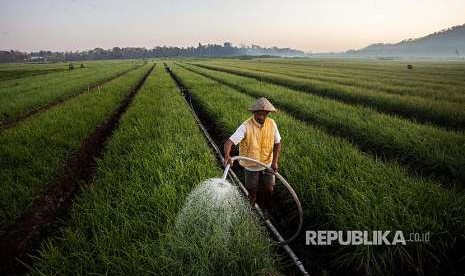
0, 58, 464, 275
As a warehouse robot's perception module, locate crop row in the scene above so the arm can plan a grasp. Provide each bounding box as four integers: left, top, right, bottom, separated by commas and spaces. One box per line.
0, 64, 153, 226
0, 60, 137, 88
0, 62, 75, 82
203, 60, 465, 103
245, 59, 465, 83
0, 60, 143, 126
0, 68, 66, 82
32, 65, 278, 275
179, 62, 465, 186
190, 63, 465, 130
169, 63, 465, 275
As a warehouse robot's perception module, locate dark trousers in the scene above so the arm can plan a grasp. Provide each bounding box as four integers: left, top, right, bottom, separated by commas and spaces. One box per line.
244, 169, 275, 211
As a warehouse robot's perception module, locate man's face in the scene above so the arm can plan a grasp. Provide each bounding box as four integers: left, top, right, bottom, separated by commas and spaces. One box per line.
253, 111, 270, 125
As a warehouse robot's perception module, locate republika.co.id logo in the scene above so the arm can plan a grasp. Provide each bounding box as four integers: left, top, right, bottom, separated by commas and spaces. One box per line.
305, 230, 430, 245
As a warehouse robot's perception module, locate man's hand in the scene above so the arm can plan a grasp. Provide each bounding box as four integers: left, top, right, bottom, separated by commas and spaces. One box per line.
224, 155, 233, 167
271, 161, 278, 173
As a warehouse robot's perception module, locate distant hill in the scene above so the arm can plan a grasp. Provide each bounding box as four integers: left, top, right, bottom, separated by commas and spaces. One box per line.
348, 24, 465, 58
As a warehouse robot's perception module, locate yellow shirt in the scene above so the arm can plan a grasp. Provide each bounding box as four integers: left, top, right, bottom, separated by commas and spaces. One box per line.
229, 116, 280, 170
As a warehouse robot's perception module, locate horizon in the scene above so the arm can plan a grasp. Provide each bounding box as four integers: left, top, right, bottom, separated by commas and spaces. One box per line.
1, 0, 464, 53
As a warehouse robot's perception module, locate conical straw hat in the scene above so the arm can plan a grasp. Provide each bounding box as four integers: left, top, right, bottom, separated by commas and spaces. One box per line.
248, 97, 276, 112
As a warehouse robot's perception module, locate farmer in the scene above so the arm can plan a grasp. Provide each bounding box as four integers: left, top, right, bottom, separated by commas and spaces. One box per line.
223, 97, 282, 213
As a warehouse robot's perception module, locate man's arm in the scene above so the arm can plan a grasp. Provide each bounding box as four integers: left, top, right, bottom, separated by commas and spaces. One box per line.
223, 139, 234, 166
224, 123, 246, 166
271, 142, 281, 173
271, 120, 282, 173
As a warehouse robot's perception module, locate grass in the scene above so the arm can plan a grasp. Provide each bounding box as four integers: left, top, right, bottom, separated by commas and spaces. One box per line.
0, 68, 67, 82
190, 62, 465, 130
179, 62, 465, 186
200, 59, 465, 102
0, 62, 73, 82
169, 62, 465, 275
0, 64, 153, 226
0, 60, 143, 125
31, 65, 278, 276
225, 58, 465, 85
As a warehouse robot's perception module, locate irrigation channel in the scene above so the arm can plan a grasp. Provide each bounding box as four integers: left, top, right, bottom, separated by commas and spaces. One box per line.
0, 64, 155, 275
165, 63, 310, 275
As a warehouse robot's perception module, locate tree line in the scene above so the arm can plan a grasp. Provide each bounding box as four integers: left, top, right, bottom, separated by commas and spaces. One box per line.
0, 42, 306, 63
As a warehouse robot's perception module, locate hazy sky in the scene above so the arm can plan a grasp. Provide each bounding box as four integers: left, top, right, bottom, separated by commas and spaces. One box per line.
1, 0, 464, 52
